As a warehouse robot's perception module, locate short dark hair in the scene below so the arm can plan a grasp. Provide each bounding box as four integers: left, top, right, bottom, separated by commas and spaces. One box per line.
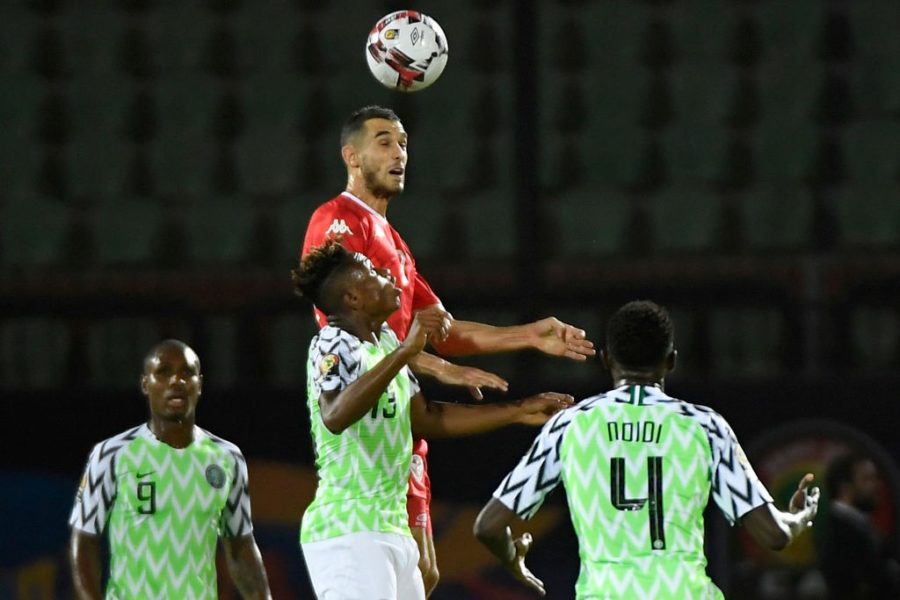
291, 238, 356, 315
340, 105, 400, 146
606, 300, 674, 370
143, 339, 198, 374
825, 451, 871, 497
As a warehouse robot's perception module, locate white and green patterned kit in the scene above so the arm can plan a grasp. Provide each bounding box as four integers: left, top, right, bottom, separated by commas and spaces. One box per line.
301, 324, 417, 543
69, 424, 253, 600
495, 384, 773, 599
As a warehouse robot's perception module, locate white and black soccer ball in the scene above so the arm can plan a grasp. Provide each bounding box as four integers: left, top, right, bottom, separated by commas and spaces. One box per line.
365, 10, 449, 93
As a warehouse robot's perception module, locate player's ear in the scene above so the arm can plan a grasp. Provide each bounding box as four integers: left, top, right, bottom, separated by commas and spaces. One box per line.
197, 374, 203, 397
341, 144, 359, 169
140, 374, 149, 395
666, 349, 677, 373
600, 349, 611, 371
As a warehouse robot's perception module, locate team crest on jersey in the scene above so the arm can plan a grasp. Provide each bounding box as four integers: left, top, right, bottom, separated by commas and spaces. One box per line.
325, 219, 353, 236
320, 354, 339, 375
206, 464, 226, 489
76, 473, 87, 503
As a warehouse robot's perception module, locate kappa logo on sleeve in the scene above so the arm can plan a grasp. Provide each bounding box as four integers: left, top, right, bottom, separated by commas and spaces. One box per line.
325, 219, 354, 236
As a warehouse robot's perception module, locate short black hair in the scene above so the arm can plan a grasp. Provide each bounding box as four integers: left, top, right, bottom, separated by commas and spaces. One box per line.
606, 300, 674, 370
143, 339, 199, 374
340, 105, 400, 146
825, 451, 871, 497
291, 238, 357, 315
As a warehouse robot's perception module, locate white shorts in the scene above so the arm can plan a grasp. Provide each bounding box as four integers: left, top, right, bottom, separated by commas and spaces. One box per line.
301, 531, 426, 600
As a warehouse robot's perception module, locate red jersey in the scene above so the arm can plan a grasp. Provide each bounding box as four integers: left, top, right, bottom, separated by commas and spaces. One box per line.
301, 191, 442, 340
302, 191, 439, 529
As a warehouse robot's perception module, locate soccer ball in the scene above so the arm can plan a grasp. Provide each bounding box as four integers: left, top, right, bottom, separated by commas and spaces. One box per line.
365, 10, 449, 93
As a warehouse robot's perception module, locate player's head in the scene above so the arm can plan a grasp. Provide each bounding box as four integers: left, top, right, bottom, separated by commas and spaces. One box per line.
141, 339, 202, 423
340, 105, 408, 198
825, 451, 879, 511
292, 238, 401, 321
602, 300, 676, 382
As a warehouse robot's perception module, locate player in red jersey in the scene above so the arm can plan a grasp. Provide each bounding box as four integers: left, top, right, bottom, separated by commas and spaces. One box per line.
301, 105, 595, 597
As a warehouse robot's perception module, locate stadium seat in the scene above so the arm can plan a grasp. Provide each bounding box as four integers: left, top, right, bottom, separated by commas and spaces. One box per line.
710, 307, 785, 376
149, 5, 212, 72
268, 314, 319, 387
156, 74, 219, 138
198, 316, 239, 389
86, 317, 161, 388
460, 191, 516, 259
0, 318, 69, 389
233, 0, 297, 74
384, 192, 446, 262
65, 137, 131, 202
58, 5, 123, 74
668, 0, 732, 65
548, 187, 632, 257
843, 119, 900, 184
183, 195, 257, 264
92, 200, 161, 264
758, 0, 823, 60
235, 129, 300, 197
663, 121, 729, 186
0, 8, 38, 73
1, 196, 70, 266
650, 186, 722, 252
833, 184, 900, 248
739, 184, 813, 251
0, 135, 41, 198
150, 134, 215, 198
849, 307, 899, 370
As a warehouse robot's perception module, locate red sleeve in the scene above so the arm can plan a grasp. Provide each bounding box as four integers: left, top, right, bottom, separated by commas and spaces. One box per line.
411, 270, 441, 311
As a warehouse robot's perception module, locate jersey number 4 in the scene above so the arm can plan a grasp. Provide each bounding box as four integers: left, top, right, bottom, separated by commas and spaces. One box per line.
610, 456, 666, 550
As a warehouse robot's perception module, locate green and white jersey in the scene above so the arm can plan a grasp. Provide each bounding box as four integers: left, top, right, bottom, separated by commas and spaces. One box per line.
69, 424, 253, 600
494, 384, 773, 600
301, 323, 417, 543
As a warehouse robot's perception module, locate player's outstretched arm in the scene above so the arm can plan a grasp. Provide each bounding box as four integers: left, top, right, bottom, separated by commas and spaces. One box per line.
409, 351, 509, 400
410, 392, 572, 439
430, 317, 596, 361
222, 534, 272, 600
319, 309, 441, 433
474, 498, 546, 596
70, 529, 103, 600
741, 473, 820, 551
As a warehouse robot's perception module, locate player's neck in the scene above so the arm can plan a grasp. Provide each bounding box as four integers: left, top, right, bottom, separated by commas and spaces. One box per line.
345, 184, 391, 217
613, 376, 664, 390
330, 313, 385, 345
149, 418, 195, 449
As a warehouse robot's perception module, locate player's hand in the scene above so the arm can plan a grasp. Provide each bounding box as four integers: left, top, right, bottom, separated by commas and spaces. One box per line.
414, 305, 453, 342
789, 473, 820, 526
516, 392, 574, 426
529, 317, 596, 361
405, 307, 451, 355
505, 533, 545, 596
433, 362, 509, 400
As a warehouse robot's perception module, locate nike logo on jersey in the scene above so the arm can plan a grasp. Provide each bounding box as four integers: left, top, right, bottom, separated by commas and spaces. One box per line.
326, 219, 354, 236
136, 470, 155, 478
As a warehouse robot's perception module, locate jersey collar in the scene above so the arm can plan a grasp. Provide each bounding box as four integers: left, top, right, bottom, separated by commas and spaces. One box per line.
340, 191, 388, 223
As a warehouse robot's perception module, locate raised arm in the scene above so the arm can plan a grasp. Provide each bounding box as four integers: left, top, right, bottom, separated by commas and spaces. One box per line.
410, 392, 572, 439
740, 473, 820, 551
70, 529, 103, 600
319, 309, 442, 433
430, 317, 595, 361
221, 534, 272, 600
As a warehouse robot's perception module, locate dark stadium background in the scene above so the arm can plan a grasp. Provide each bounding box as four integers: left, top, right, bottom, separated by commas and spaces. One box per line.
1, 0, 898, 598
